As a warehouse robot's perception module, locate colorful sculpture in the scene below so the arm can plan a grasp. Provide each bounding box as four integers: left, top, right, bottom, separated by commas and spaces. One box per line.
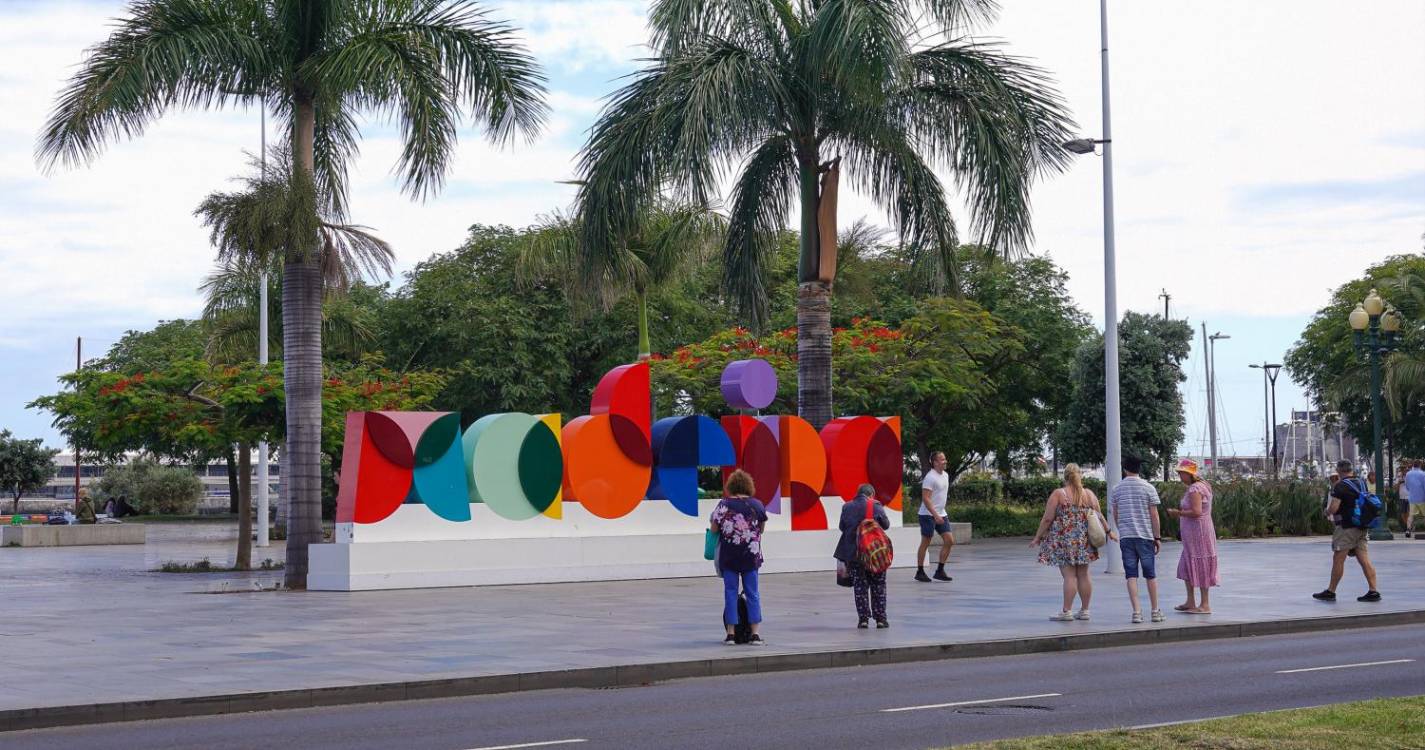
335, 359, 902, 527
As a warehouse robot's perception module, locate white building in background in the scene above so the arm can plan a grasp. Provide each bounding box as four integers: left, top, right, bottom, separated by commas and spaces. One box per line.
32, 453, 280, 513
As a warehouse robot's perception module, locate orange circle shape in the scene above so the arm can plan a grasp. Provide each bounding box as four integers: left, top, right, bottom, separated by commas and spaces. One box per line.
563, 414, 651, 519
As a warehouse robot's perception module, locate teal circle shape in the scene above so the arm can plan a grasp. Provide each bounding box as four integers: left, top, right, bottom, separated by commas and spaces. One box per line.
462, 413, 541, 520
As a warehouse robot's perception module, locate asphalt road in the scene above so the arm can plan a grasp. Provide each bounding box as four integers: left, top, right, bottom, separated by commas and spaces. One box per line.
10, 624, 1425, 750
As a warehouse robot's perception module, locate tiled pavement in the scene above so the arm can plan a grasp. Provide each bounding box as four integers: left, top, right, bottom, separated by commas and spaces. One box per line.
1, 523, 1422, 712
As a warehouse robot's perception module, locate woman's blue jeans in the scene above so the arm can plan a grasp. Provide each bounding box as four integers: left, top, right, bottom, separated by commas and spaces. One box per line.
722, 568, 762, 625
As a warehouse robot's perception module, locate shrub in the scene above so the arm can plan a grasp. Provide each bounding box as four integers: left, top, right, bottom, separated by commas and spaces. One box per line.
947, 478, 1000, 505
95, 460, 202, 515
952, 504, 1042, 537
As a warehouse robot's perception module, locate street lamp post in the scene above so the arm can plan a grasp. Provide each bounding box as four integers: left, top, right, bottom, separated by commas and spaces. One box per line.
1349, 289, 1402, 541
1062, 0, 1122, 575
1250, 362, 1283, 478
1207, 332, 1230, 476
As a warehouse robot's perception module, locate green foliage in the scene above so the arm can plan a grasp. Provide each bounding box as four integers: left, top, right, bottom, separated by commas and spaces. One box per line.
0, 432, 59, 512
96, 460, 203, 515
1285, 254, 1425, 458
946, 478, 1001, 505
1003, 477, 1064, 506
94, 320, 207, 373
948, 504, 1043, 538
1058, 313, 1194, 475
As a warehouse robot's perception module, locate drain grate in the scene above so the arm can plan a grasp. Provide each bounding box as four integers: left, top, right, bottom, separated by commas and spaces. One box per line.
954, 704, 1055, 716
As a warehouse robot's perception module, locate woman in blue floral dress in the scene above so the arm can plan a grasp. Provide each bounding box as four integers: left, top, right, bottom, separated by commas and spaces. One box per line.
710, 469, 768, 645
1031, 464, 1114, 622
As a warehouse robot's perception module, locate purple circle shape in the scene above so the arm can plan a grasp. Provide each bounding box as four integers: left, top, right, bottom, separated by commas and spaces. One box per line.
721, 359, 778, 410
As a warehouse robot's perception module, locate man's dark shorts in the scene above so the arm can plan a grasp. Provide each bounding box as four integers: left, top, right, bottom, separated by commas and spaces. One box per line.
1120, 538, 1156, 579
919, 515, 951, 538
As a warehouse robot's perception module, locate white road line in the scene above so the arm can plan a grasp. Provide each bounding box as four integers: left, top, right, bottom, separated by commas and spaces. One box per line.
881, 692, 1063, 713
1275, 659, 1415, 674
462, 740, 588, 750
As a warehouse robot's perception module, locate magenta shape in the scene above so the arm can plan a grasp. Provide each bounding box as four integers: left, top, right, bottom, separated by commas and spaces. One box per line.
720, 359, 778, 410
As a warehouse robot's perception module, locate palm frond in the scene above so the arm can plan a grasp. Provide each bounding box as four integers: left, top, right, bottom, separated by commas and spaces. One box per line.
897, 40, 1075, 252
650, 0, 792, 57
37, 0, 277, 170
800, 0, 908, 105
310, 0, 547, 200
723, 135, 797, 329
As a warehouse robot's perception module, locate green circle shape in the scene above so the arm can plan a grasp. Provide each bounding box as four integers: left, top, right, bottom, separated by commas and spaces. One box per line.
519, 421, 563, 513
462, 413, 541, 520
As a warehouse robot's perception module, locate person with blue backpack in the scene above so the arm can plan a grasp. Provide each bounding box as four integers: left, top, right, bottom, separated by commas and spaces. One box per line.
1314, 460, 1382, 602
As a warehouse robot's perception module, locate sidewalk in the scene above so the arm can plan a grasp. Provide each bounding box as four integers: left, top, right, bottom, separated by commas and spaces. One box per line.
2, 524, 1422, 729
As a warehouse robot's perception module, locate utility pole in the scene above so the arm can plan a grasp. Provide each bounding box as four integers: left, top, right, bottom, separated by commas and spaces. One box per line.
256, 103, 270, 548
1159, 289, 1170, 319
74, 336, 82, 511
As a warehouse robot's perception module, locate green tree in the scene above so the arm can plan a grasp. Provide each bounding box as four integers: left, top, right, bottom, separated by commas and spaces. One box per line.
41, 0, 547, 588
576, 0, 1073, 430
0, 432, 60, 514
1285, 254, 1425, 458
1057, 312, 1193, 476
517, 199, 726, 360
94, 320, 207, 372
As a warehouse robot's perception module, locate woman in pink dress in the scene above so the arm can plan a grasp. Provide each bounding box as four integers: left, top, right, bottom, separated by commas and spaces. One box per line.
1168, 458, 1218, 614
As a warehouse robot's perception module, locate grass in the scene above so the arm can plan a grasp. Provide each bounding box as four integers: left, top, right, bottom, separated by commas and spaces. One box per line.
156, 557, 283, 573
949, 695, 1425, 749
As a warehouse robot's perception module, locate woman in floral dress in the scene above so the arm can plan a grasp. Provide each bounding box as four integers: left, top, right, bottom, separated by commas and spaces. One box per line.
1168, 458, 1219, 614
1032, 464, 1114, 622
709, 469, 768, 645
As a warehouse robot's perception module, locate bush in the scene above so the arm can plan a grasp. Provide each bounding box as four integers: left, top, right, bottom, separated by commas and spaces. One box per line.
947, 478, 1001, 504
952, 504, 1042, 537
95, 460, 203, 515
1003, 477, 1061, 505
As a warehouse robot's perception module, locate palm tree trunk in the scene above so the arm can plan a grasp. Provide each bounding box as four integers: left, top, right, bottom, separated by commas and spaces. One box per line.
636, 289, 651, 361
283, 93, 323, 590
797, 162, 833, 430
236, 442, 253, 571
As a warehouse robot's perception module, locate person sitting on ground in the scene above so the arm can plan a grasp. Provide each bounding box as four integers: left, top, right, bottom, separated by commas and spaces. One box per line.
1109, 455, 1164, 624
75, 490, 97, 525
1315, 460, 1382, 602
710, 469, 767, 646
835, 483, 892, 629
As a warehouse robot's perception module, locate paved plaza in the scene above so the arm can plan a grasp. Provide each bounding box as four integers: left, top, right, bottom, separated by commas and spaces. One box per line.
1, 523, 1423, 717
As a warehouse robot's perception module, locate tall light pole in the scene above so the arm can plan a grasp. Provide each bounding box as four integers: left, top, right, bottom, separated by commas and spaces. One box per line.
256, 104, 270, 548
1207, 331, 1229, 474
1349, 289, 1403, 541
1062, 0, 1121, 574
1249, 362, 1282, 477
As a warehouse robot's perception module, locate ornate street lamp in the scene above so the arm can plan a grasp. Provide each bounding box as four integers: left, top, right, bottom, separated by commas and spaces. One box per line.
1349, 289, 1403, 541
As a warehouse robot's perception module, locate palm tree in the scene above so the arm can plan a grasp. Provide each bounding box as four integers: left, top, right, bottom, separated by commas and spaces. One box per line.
39, 0, 546, 588
517, 198, 726, 359
576, 0, 1073, 429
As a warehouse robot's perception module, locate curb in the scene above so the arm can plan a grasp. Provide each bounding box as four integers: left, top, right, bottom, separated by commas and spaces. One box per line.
5, 608, 1423, 733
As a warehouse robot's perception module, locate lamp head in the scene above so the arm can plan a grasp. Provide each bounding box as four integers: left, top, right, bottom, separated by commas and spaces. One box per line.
1063, 138, 1098, 155
1349, 303, 1369, 331
1264, 364, 1282, 381
1382, 306, 1402, 333
1364, 289, 1385, 317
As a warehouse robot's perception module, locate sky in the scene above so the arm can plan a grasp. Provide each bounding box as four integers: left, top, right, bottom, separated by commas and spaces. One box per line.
1, 1, 1422, 459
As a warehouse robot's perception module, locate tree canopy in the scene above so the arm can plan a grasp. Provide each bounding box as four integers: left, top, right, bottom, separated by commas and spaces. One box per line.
0, 431, 59, 514
1057, 312, 1194, 476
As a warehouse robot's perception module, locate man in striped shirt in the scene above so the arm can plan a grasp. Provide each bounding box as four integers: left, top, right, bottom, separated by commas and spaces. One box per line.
1109, 455, 1163, 624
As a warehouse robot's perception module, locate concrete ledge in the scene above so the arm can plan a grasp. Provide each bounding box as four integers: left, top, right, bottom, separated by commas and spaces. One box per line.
4, 607, 1421, 734
1, 524, 145, 547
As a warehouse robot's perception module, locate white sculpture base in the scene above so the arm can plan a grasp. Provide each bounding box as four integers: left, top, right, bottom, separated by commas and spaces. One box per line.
308, 498, 971, 591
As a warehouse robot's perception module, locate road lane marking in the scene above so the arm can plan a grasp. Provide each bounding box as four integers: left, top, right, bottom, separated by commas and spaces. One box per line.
462, 740, 587, 750
1276, 659, 1415, 674
881, 693, 1063, 713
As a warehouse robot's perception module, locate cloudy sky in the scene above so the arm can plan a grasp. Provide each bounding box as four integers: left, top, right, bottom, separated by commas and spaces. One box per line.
2, 1, 1422, 463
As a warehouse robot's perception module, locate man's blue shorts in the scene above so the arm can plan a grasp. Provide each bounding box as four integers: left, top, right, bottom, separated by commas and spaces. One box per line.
1120, 538, 1157, 579
919, 515, 951, 538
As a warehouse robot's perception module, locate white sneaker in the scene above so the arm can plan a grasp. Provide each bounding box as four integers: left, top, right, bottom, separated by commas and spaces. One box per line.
1151, 609, 1166, 623
1074, 610, 1091, 621
1050, 611, 1075, 621
1131, 612, 1143, 624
